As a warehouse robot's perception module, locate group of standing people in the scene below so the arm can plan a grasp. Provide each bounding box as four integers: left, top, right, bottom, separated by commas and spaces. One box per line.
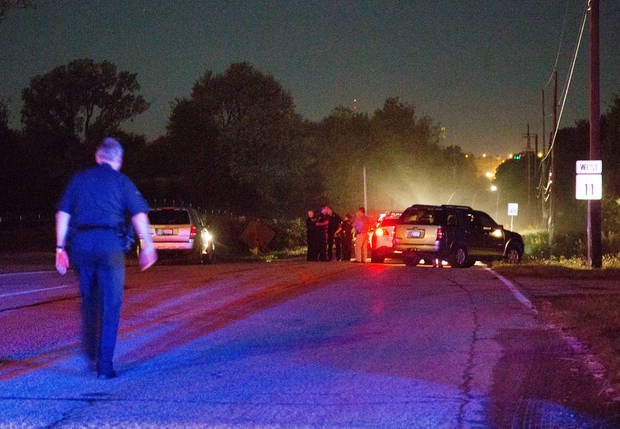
306, 206, 370, 263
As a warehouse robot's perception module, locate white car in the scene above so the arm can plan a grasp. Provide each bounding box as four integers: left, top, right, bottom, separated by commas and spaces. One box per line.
369, 212, 402, 263
138, 207, 215, 264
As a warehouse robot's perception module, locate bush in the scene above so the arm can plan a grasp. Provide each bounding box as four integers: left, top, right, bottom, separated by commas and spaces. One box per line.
524, 230, 620, 260
200, 213, 306, 257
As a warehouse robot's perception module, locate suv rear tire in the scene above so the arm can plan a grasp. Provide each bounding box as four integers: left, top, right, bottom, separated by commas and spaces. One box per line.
201, 251, 215, 264
451, 246, 470, 268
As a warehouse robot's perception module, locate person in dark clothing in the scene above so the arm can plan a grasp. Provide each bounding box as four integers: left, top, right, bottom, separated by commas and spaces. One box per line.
315, 208, 329, 261
335, 213, 353, 261
324, 206, 342, 261
55, 138, 157, 379
306, 210, 319, 261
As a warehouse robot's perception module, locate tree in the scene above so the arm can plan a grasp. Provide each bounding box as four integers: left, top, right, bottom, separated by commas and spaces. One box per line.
166, 62, 321, 215
0, 99, 8, 134
21, 58, 149, 145
0, 0, 34, 23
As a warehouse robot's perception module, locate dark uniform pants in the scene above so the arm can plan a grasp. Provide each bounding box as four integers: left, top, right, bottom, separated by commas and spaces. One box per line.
326, 233, 335, 260
72, 250, 125, 373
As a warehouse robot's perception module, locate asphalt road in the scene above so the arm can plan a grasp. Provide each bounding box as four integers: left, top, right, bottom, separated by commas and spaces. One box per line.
0, 260, 618, 428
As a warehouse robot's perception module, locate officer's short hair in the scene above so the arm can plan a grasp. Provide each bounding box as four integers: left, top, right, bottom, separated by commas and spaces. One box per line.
96, 138, 123, 162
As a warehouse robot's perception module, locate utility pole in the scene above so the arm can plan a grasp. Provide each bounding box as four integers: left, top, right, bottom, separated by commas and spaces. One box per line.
534, 133, 539, 225
589, 0, 602, 268
363, 166, 368, 212
541, 89, 546, 155
523, 124, 532, 224
541, 89, 548, 223
549, 70, 558, 248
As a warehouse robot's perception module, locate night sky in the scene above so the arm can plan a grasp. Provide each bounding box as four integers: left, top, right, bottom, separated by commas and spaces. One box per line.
1, 0, 619, 156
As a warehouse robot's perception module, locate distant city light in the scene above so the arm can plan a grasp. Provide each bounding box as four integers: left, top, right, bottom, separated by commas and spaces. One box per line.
537, 152, 543, 158
508, 153, 513, 159
465, 154, 469, 158
482, 153, 487, 158
485, 171, 493, 178
490, 185, 498, 192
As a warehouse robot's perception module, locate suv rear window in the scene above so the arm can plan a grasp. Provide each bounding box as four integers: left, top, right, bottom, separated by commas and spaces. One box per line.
400, 207, 445, 225
148, 209, 191, 225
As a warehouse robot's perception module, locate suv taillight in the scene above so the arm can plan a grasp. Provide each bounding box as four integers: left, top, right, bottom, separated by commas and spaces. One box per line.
190, 225, 197, 238
436, 226, 444, 241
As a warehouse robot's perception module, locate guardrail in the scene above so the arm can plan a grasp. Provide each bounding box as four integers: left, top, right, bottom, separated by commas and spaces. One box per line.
0, 213, 54, 228
0, 204, 238, 229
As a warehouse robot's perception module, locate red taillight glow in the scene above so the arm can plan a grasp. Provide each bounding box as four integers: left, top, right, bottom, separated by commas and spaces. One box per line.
190, 225, 197, 237
436, 227, 444, 240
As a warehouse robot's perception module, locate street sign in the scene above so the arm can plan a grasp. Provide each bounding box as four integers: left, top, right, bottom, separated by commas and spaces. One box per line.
576, 160, 602, 174
575, 160, 602, 200
576, 174, 602, 200
507, 203, 518, 231
507, 203, 518, 217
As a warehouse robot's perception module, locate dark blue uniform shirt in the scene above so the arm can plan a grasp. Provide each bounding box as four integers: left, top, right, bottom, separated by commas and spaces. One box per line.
58, 163, 149, 252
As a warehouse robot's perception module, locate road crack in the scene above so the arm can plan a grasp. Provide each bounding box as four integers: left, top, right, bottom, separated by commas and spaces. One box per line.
449, 278, 484, 429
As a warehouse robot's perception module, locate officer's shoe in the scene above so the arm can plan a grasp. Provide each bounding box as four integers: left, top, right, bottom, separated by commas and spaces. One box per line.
97, 370, 117, 380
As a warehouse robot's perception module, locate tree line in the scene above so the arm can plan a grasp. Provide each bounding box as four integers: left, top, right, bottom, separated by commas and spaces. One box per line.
1, 58, 617, 231
0, 59, 483, 218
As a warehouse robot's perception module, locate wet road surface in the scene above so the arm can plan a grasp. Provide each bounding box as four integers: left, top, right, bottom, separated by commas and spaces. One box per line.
1, 260, 618, 428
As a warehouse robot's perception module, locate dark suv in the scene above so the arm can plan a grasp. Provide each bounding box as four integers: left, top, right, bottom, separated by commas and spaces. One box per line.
392, 204, 523, 267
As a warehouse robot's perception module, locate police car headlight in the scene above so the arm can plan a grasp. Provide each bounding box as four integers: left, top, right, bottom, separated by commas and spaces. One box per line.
201, 229, 213, 243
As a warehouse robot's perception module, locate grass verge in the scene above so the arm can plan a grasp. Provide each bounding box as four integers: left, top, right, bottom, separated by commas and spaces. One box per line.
493, 252, 620, 280
494, 262, 620, 395
542, 295, 620, 391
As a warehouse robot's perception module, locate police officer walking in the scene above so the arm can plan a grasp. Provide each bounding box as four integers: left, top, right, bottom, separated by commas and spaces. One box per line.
55, 138, 157, 379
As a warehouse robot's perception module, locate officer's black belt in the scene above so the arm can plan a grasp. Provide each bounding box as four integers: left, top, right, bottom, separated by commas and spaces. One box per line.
76, 225, 118, 231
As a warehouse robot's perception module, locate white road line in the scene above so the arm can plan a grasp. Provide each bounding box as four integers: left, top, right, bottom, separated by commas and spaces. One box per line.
485, 267, 537, 314
0, 270, 57, 277
0, 284, 73, 298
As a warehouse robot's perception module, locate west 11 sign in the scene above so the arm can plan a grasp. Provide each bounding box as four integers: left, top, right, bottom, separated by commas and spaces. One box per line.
575, 160, 602, 200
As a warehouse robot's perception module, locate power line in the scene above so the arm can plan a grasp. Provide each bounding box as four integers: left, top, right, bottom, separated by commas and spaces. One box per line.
537, 1, 589, 202
542, 1, 588, 162
545, 0, 571, 88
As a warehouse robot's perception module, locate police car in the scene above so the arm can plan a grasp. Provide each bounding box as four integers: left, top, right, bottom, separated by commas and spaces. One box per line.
138, 207, 215, 264
369, 211, 402, 263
